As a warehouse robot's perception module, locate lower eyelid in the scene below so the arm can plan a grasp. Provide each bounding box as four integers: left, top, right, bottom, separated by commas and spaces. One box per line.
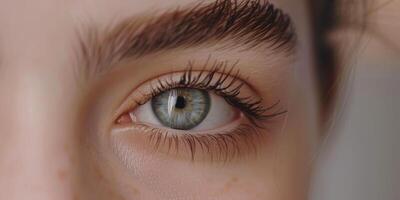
111, 116, 266, 162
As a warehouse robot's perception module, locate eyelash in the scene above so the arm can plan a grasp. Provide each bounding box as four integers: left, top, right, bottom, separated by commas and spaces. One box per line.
138, 60, 286, 126
136, 123, 262, 162
121, 60, 286, 162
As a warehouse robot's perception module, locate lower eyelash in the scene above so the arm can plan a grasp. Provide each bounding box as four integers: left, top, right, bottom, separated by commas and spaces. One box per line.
135, 123, 264, 162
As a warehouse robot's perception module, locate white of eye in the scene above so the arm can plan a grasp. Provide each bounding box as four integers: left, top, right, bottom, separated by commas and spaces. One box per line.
131, 92, 238, 132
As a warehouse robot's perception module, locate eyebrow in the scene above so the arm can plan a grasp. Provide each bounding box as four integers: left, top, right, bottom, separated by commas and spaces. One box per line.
77, 0, 296, 78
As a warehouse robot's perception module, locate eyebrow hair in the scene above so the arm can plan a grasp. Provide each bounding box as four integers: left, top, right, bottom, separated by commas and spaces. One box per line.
77, 0, 296, 78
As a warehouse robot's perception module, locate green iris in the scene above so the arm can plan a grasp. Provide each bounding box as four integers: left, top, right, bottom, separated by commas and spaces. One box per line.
151, 88, 211, 130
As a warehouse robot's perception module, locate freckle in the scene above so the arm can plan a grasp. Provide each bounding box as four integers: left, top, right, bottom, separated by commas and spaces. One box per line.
57, 169, 68, 181
223, 177, 239, 192
131, 186, 140, 195
73, 193, 81, 200
93, 165, 105, 181
63, 143, 69, 151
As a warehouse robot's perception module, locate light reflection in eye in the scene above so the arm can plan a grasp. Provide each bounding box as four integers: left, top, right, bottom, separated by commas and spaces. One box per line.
132, 88, 239, 132
151, 88, 211, 130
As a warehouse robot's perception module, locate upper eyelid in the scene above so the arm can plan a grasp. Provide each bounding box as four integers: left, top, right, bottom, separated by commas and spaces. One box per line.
76, 0, 296, 81
112, 66, 250, 115
150, 63, 247, 97
116, 68, 252, 107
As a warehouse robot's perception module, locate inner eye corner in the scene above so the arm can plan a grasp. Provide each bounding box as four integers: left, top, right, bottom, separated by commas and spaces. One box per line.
114, 112, 132, 125
114, 96, 150, 126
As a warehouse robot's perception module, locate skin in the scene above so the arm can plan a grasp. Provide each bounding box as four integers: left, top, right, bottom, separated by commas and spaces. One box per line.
0, 0, 319, 199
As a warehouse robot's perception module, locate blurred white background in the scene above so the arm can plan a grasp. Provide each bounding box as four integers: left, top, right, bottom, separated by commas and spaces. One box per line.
311, 0, 400, 199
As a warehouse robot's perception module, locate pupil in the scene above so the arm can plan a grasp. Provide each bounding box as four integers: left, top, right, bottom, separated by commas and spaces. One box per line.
175, 95, 186, 109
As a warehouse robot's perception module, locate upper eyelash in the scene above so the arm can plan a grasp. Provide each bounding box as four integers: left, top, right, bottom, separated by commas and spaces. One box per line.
143, 59, 287, 127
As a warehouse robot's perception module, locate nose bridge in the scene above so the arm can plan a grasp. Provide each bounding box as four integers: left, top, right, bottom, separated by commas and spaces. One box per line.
0, 1, 82, 199
0, 67, 79, 200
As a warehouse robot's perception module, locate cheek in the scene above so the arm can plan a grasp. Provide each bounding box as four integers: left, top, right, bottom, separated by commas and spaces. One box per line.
78, 89, 313, 200
79, 124, 311, 200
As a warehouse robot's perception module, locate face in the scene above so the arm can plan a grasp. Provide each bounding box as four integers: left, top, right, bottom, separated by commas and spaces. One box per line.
0, 0, 320, 199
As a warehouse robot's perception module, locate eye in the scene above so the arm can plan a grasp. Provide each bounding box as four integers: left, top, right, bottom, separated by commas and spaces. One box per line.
132, 88, 239, 131
113, 63, 286, 161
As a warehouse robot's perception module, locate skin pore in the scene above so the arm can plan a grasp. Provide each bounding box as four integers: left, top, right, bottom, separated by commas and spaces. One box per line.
0, 0, 319, 199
